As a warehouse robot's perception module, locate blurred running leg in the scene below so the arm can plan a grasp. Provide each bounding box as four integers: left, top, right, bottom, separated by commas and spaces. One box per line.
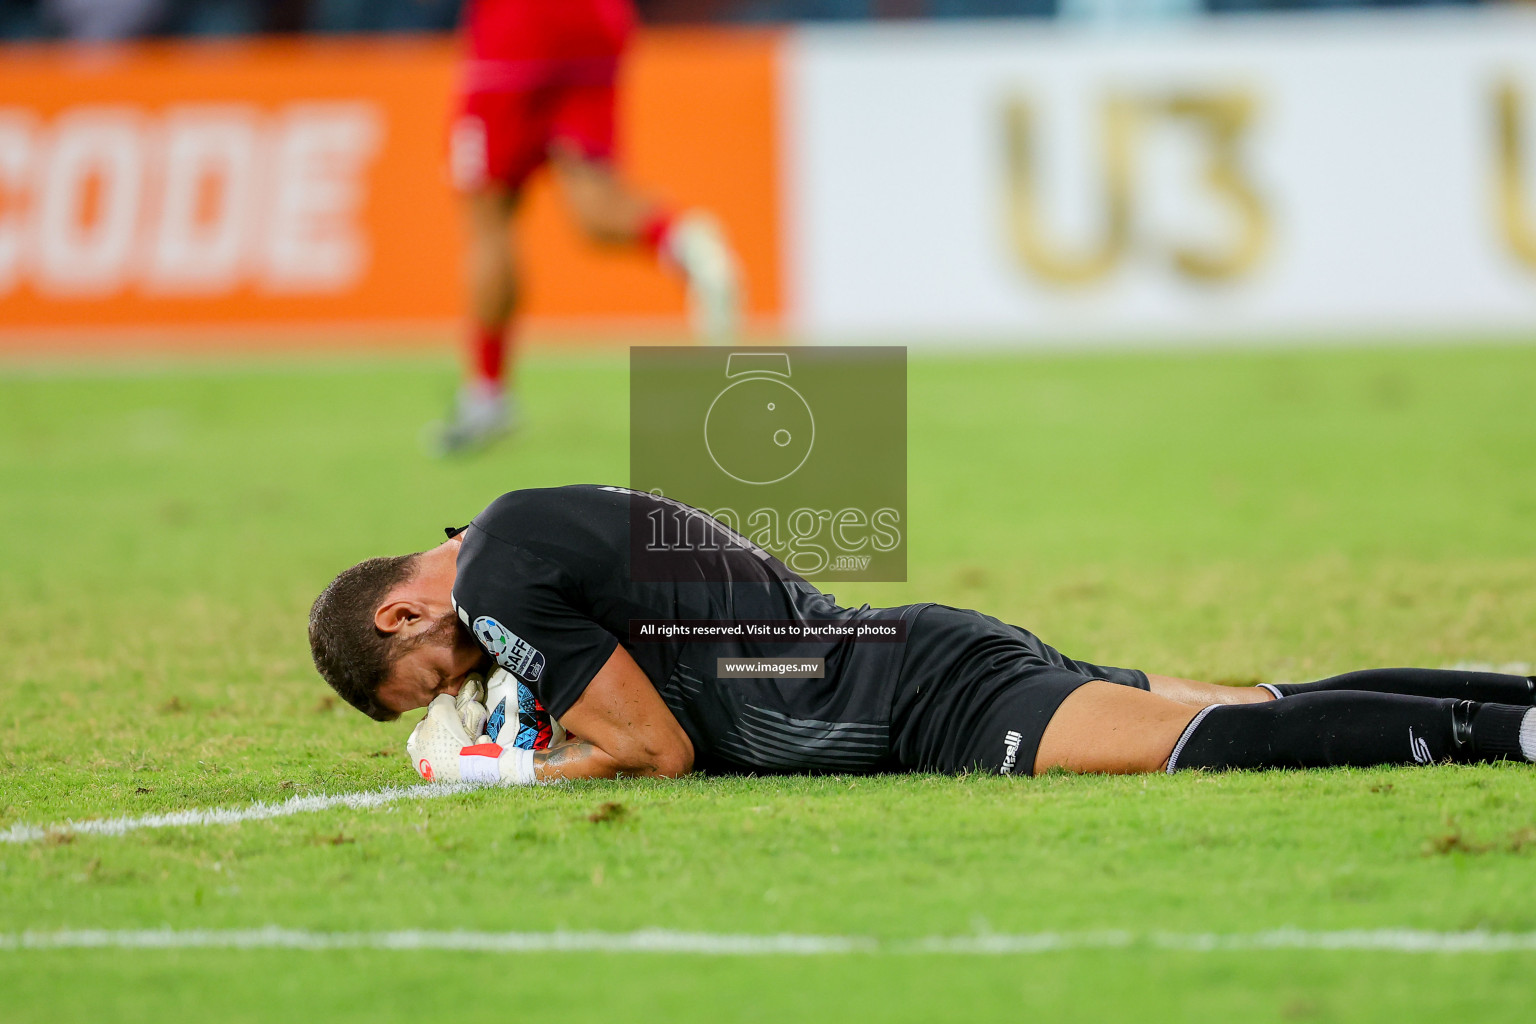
551, 142, 741, 343
429, 187, 520, 455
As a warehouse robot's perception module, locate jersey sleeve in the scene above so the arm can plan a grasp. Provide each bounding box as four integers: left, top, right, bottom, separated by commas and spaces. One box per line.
453, 535, 619, 721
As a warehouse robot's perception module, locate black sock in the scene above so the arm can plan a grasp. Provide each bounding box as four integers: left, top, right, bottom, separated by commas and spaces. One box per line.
1269, 668, 1536, 705
1166, 692, 1531, 772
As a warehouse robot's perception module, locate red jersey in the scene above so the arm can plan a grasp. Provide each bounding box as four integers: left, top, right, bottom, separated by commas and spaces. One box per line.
463, 0, 636, 65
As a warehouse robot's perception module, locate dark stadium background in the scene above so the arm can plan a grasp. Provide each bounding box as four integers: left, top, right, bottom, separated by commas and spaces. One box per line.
0, 0, 1487, 40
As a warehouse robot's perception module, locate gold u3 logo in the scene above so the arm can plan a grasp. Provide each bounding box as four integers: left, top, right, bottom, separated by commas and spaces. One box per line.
1495, 78, 1536, 270
1002, 89, 1271, 286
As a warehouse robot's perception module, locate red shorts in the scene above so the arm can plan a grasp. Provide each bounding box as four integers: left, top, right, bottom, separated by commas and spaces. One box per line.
450, 0, 636, 191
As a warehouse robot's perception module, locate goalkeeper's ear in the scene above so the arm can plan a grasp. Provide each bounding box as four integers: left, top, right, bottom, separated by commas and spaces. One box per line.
374, 595, 435, 639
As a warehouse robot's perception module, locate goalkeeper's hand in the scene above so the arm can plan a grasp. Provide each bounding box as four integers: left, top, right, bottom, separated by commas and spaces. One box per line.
406, 692, 536, 786
454, 674, 491, 740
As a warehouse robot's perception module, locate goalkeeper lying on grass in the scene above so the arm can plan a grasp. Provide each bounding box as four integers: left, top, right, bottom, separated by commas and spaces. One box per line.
308, 485, 1536, 784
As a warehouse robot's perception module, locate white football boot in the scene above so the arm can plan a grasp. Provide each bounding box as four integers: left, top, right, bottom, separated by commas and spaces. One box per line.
663, 211, 741, 344
425, 384, 518, 456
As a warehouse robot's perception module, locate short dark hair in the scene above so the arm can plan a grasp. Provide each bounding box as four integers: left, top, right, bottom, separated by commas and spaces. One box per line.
308, 554, 420, 722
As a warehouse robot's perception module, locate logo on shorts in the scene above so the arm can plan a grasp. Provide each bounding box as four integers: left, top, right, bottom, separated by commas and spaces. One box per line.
449, 115, 488, 190
1000, 730, 1024, 775
416, 758, 434, 782
472, 615, 546, 682
1409, 727, 1432, 765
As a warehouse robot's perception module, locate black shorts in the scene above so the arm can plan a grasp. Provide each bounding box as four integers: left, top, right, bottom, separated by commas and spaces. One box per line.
889, 605, 1149, 776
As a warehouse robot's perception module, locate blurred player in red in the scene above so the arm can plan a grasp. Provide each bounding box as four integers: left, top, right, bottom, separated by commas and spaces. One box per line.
432, 0, 741, 454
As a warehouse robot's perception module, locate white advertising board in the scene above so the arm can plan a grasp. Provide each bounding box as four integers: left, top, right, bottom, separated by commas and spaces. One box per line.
784, 12, 1536, 343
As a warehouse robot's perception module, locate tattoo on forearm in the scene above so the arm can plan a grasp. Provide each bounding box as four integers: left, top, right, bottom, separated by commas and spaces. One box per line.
533, 740, 600, 773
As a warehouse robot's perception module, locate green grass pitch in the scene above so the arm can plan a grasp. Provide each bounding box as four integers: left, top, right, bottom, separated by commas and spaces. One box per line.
2, 342, 1535, 1022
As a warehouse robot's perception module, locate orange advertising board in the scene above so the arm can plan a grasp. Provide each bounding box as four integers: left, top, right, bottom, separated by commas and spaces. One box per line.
0, 30, 781, 345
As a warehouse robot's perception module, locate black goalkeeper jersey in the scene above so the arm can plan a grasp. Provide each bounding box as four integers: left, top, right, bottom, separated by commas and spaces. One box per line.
450, 485, 926, 773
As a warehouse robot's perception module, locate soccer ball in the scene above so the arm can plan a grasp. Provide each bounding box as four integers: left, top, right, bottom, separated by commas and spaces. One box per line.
484, 667, 566, 751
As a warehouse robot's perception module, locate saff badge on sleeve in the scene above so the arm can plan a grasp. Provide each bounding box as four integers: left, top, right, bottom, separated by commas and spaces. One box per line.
471, 615, 547, 682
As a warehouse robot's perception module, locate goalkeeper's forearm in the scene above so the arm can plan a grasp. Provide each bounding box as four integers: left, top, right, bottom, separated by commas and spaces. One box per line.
533, 738, 689, 781
407, 692, 689, 785
533, 739, 623, 781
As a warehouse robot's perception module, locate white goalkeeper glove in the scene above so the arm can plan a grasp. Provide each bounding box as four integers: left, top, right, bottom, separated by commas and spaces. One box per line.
454, 674, 491, 740
406, 692, 536, 786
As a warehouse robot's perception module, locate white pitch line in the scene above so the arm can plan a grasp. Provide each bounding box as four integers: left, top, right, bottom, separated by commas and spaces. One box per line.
0, 782, 482, 845
1, 659, 1528, 846
2, 927, 1535, 956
